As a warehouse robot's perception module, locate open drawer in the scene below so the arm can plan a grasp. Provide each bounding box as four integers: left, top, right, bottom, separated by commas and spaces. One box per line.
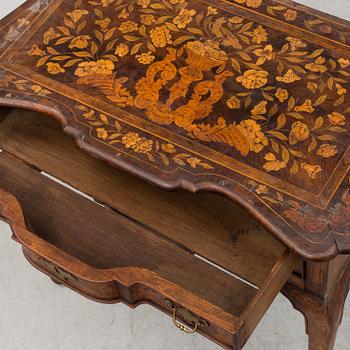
0, 108, 298, 349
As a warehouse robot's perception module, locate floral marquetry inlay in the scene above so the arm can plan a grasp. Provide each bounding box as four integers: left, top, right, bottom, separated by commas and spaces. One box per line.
20, 0, 350, 192
2, 0, 350, 257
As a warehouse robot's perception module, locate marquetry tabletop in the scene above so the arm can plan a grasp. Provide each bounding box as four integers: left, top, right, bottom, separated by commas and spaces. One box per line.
1, 0, 350, 259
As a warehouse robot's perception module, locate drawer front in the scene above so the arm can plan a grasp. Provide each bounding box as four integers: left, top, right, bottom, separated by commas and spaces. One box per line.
23, 247, 235, 348
20, 240, 296, 350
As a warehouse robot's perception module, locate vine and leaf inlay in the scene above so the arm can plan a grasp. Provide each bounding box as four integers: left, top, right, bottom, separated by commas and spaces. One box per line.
26, 0, 350, 183
76, 103, 214, 170
247, 178, 350, 235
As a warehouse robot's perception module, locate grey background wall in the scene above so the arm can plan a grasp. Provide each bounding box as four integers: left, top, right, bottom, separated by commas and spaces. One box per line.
0, 1, 350, 349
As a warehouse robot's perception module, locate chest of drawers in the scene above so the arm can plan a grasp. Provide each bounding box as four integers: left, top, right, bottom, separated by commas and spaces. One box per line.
1, 0, 350, 349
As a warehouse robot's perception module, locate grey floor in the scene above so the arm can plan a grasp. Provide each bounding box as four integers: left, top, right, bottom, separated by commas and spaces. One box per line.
1, 0, 350, 349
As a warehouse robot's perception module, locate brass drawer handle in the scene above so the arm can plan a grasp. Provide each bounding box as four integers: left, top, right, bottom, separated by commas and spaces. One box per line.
172, 307, 199, 334
165, 299, 208, 334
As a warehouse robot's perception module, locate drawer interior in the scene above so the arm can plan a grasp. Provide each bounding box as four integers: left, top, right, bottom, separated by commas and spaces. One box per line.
0, 108, 286, 287
0, 108, 297, 349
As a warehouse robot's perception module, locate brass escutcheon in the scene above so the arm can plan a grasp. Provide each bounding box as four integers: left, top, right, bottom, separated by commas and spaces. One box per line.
38, 257, 78, 283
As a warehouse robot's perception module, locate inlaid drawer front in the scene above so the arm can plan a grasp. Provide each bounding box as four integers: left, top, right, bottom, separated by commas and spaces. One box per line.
0, 109, 298, 349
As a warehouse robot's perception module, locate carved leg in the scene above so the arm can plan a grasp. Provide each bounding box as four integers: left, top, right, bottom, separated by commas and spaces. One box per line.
282, 269, 350, 350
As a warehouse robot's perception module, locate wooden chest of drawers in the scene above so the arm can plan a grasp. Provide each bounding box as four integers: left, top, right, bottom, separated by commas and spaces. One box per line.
1, 0, 350, 349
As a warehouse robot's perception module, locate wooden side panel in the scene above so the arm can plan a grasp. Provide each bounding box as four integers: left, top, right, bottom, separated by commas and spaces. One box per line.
305, 256, 350, 299
240, 251, 298, 347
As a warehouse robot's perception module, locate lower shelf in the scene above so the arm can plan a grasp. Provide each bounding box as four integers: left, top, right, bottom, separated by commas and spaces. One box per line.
0, 109, 298, 349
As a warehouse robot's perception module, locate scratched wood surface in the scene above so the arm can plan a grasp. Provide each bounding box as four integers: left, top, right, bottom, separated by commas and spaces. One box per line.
1, 0, 350, 259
